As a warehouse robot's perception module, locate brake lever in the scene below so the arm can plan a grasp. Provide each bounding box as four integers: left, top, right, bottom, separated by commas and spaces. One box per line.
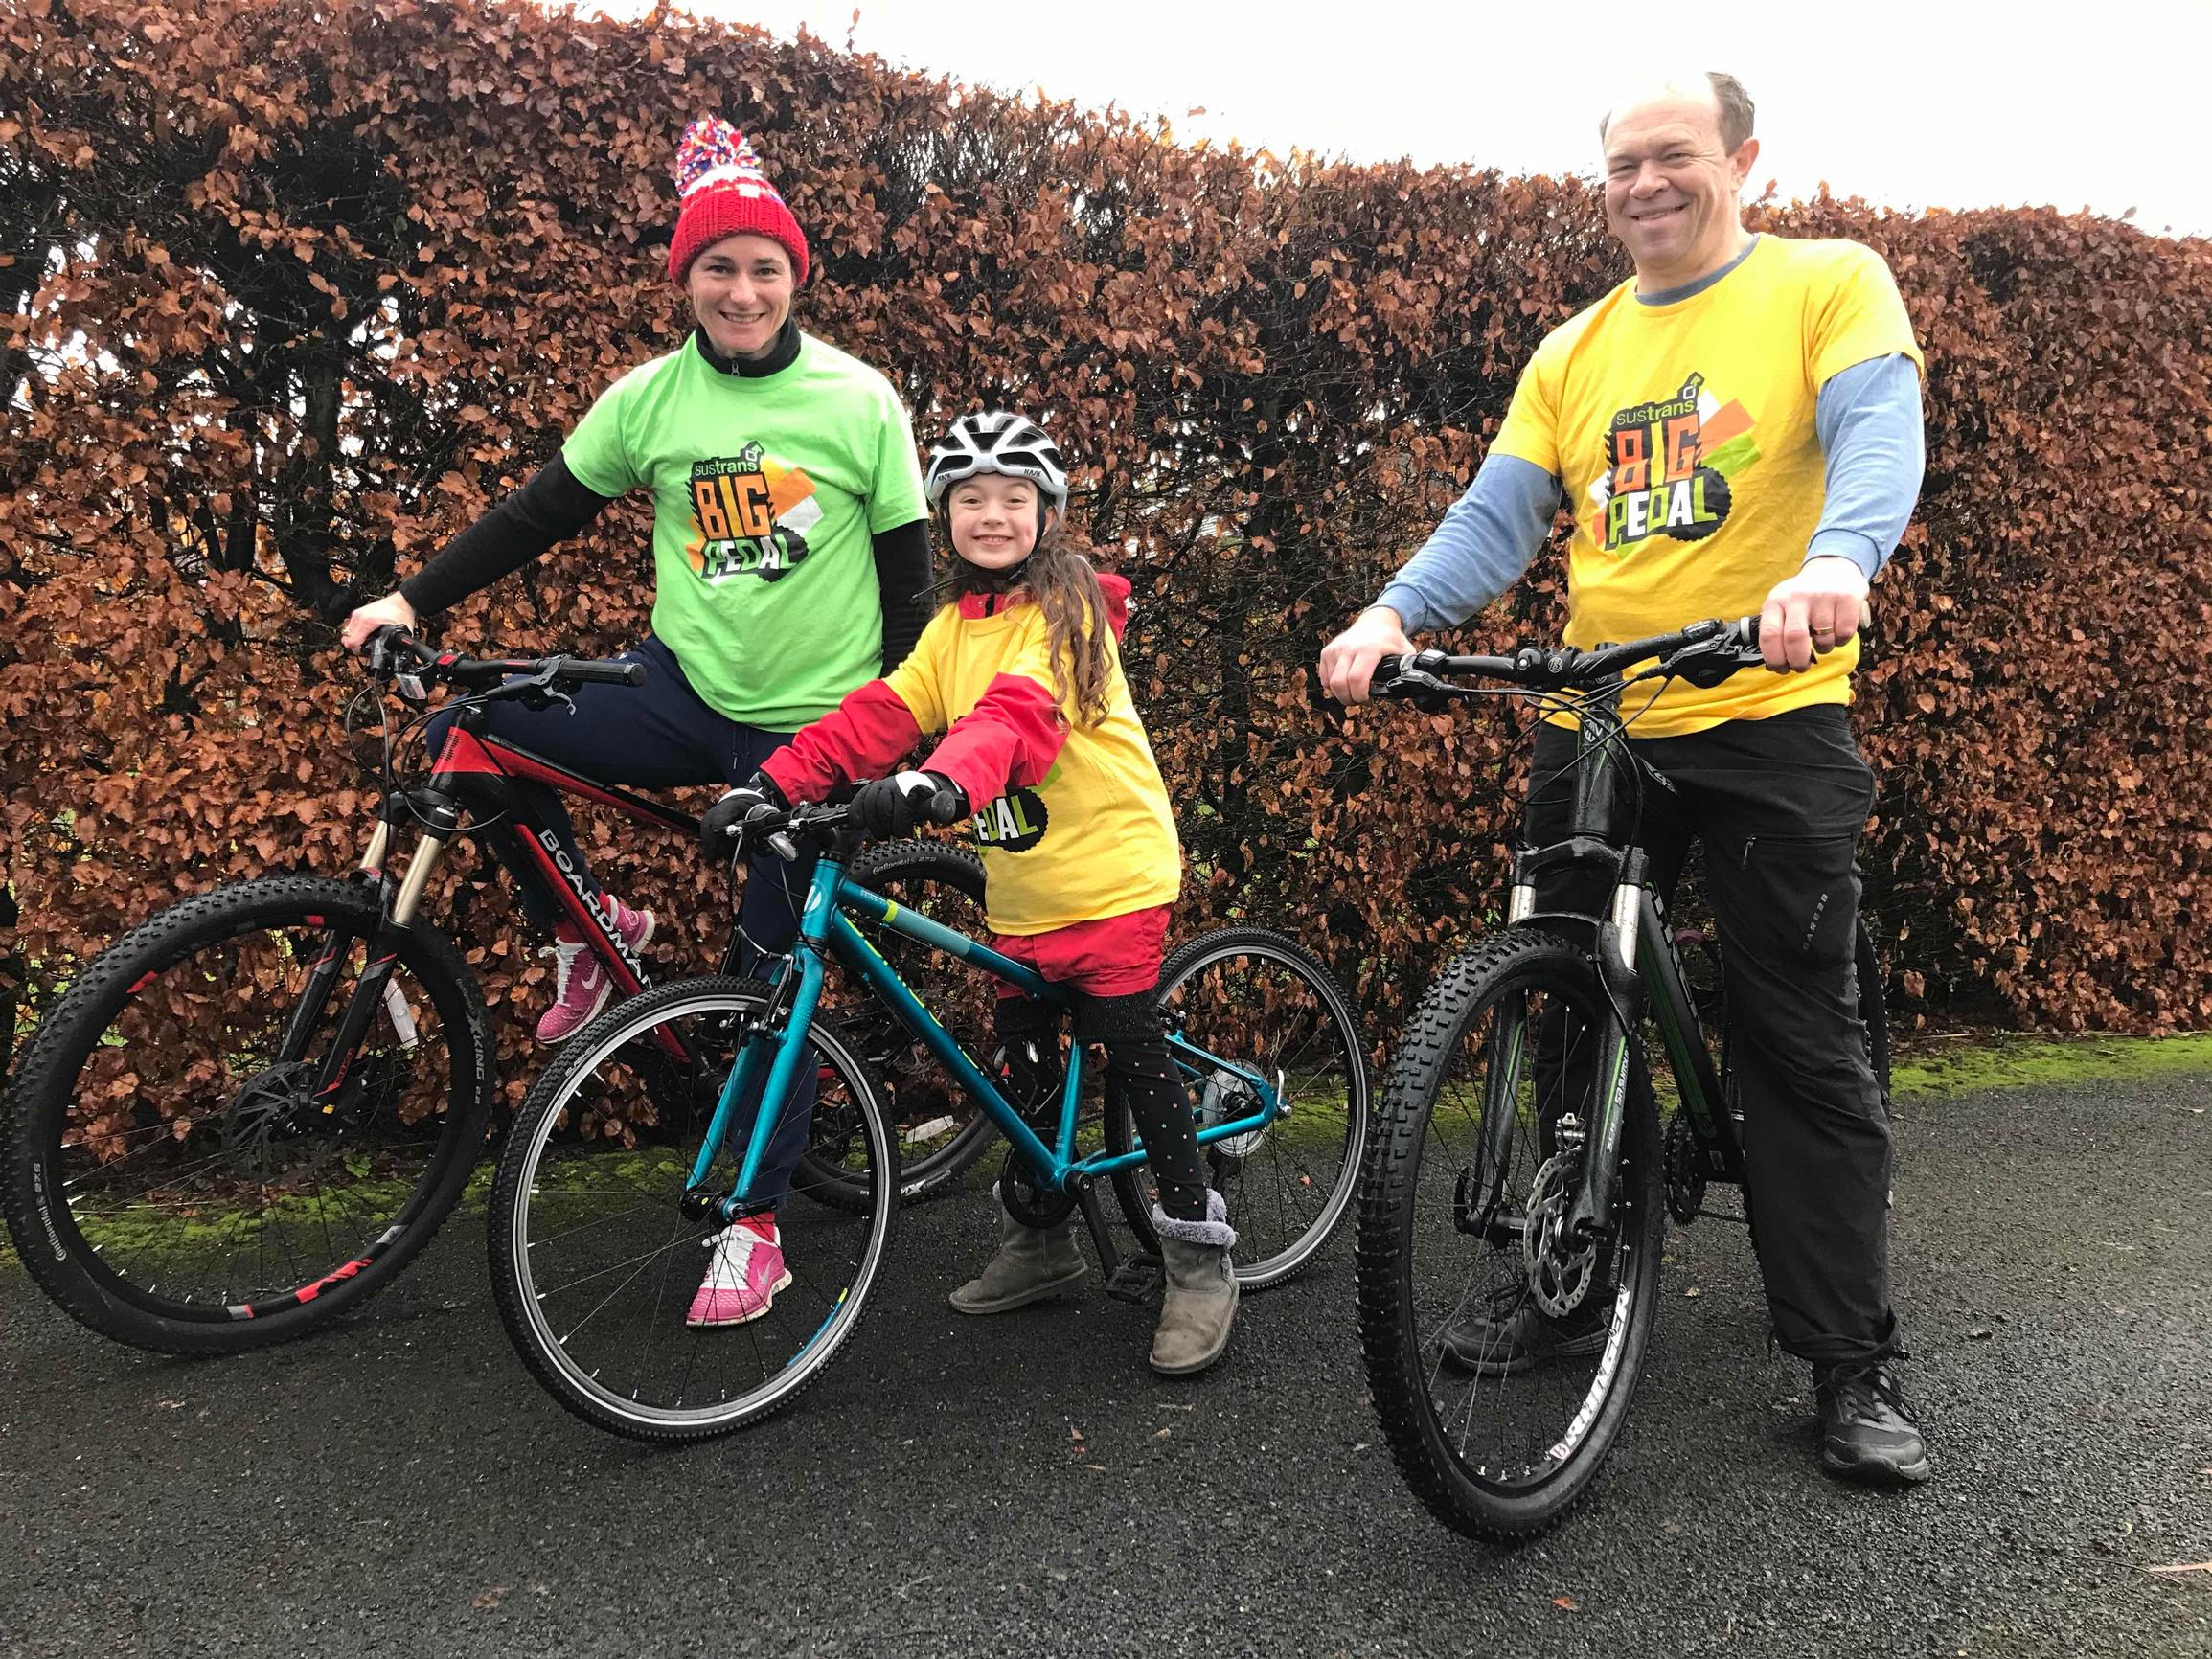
1375, 667, 1460, 714
1666, 633, 1767, 690
501, 661, 578, 714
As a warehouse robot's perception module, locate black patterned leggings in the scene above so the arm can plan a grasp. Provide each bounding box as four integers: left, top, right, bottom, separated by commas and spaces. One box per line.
993, 992, 1208, 1223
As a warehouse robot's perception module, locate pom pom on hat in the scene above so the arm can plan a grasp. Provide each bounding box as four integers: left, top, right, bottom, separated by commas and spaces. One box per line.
668, 115, 810, 286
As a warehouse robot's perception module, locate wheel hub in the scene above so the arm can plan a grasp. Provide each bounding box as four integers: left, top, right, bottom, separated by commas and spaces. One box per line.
1196, 1066, 1278, 1160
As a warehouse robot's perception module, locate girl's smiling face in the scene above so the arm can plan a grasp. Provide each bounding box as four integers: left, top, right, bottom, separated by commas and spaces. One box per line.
948, 474, 1055, 570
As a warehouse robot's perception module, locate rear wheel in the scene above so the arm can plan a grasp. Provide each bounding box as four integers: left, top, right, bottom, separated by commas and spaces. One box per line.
1107, 928, 1369, 1288
1357, 930, 1664, 1539
1, 876, 490, 1353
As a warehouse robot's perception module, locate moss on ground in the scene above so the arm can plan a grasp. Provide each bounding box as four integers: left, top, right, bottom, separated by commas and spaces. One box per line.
1891, 1031, 2212, 1097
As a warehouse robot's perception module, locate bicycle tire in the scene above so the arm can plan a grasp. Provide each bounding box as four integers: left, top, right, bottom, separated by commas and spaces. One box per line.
1356, 929, 1665, 1539
1106, 927, 1370, 1289
789, 839, 997, 1212
1, 875, 492, 1353
489, 975, 899, 1442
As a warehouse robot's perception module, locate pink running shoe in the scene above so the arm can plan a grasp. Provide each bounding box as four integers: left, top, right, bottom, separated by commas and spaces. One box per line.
687, 1217, 791, 1328
535, 897, 654, 1044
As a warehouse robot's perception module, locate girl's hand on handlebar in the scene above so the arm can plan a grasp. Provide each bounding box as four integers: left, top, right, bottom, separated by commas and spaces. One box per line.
343, 592, 419, 654
700, 774, 790, 859
852, 772, 967, 839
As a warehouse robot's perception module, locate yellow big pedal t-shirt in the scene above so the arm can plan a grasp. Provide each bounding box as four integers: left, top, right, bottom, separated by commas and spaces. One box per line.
1492, 236, 1924, 737
761, 573, 1181, 937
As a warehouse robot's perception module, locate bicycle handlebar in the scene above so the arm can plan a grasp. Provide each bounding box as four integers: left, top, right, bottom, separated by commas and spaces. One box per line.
718, 780, 963, 867
364, 626, 647, 694
1372, 616, 1765, 703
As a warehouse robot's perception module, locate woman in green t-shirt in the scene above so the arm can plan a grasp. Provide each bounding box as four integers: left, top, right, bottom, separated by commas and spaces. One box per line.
341, 117, 932, 1054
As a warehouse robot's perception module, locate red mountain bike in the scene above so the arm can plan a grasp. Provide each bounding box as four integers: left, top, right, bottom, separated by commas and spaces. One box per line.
1, 632, 987, 1353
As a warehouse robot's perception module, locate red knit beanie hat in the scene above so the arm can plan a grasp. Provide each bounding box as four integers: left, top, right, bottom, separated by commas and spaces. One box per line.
668, 116, 810, 286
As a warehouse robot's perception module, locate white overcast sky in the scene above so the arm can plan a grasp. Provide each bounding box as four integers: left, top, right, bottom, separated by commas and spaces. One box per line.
571, 0, 2208, 237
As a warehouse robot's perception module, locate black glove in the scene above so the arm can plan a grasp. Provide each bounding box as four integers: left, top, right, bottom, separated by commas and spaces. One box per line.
851, 771, 967, 840
699, 772, 789, 859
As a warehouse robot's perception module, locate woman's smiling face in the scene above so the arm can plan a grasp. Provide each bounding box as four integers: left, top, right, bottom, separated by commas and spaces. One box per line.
686, 233, 794, 358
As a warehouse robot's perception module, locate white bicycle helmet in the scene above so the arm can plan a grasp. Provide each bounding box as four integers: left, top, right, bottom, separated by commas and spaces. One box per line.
924, 411, 1069, 512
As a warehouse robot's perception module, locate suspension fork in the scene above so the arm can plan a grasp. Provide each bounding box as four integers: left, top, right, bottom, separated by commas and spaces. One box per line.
1565, 846, 1650, 1242
305, 793, 463, 1106
264, 797, 405, 1067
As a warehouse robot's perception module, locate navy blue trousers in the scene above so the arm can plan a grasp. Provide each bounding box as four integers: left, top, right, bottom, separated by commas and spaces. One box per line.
427, 634, 818, 1205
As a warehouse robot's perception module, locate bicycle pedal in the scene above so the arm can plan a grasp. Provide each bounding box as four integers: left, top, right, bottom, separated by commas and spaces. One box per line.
1104, 1254, 1164, 1305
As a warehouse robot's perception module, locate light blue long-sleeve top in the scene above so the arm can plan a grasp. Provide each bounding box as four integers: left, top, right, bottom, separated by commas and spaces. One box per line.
1377, 245, 1926, 634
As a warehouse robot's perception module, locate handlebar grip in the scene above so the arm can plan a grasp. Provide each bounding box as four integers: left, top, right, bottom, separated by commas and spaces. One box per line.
559, 658, 648, 688
924, 784, 967, 827
364, 625, 433, 670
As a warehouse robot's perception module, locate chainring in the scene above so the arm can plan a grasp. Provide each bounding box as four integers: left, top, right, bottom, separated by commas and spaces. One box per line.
997, 1147, 1075, 1228
1664, 1109, 1709, 1224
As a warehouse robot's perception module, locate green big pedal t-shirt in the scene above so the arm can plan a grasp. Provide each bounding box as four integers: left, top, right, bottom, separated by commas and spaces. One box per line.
561, 332, 927, 729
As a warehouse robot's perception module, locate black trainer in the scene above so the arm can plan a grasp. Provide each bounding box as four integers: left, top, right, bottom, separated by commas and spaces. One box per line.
1814, 1359, 1932, 1486
1440, 1285, 1608, 1375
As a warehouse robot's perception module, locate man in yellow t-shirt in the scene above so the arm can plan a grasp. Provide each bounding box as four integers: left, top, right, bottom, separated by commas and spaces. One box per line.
1321, 71, 1929, 1487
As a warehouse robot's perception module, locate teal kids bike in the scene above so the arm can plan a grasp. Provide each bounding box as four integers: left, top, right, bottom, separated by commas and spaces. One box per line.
487, 788, 1369, 1442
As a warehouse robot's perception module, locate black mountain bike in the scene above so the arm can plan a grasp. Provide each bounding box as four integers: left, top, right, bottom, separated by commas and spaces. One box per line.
1353, 617, 1891, 1539
0, 631, 988, 1354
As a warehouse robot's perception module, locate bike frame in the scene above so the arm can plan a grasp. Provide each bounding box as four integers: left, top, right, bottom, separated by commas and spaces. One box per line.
1485, 683, 1745, 1245
691, 838, 1286, 1217
285, 709, 710, 1108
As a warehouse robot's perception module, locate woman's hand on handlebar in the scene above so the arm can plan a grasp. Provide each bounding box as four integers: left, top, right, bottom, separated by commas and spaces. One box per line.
1318, 604, 1415, 705
342, 591, 418, 654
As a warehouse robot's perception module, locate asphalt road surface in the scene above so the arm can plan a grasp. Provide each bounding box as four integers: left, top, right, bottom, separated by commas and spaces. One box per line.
6, 1072, 2209, 1658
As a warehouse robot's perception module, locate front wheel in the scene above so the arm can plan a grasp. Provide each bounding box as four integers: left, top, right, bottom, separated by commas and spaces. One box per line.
1356, 929, 1665, 1540
0, 876, 491, 1353
1107, 928, 1370, 1289
489, 977, 899, 1443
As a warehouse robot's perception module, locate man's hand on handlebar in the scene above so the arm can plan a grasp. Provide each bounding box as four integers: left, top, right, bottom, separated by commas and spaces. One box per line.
1759, 557, 1871, 672
1318, 605, 1415, 706
342, 591, 419, 654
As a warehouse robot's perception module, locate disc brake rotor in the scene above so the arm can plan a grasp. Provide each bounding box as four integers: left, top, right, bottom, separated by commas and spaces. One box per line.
1521, 1151, 1597, 1317
220, 1060, 336, 1179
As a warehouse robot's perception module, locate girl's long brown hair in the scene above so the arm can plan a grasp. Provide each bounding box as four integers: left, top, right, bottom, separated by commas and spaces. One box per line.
945, 513, 1116, 728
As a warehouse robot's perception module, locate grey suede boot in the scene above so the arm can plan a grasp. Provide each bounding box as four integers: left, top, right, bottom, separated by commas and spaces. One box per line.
948, 1190, 1086, 1315
1150, 1190, 1239, 1375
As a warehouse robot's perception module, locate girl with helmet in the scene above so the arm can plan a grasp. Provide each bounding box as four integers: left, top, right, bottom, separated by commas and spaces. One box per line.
696, 411, 1239, 1376
341, 115, 933, 1044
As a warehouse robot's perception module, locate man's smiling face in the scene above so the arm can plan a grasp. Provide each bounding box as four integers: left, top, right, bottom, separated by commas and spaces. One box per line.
1602, 85, 1758, 289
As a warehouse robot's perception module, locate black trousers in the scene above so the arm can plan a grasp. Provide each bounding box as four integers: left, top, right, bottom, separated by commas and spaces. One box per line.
1525, 705, 1898, 1366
